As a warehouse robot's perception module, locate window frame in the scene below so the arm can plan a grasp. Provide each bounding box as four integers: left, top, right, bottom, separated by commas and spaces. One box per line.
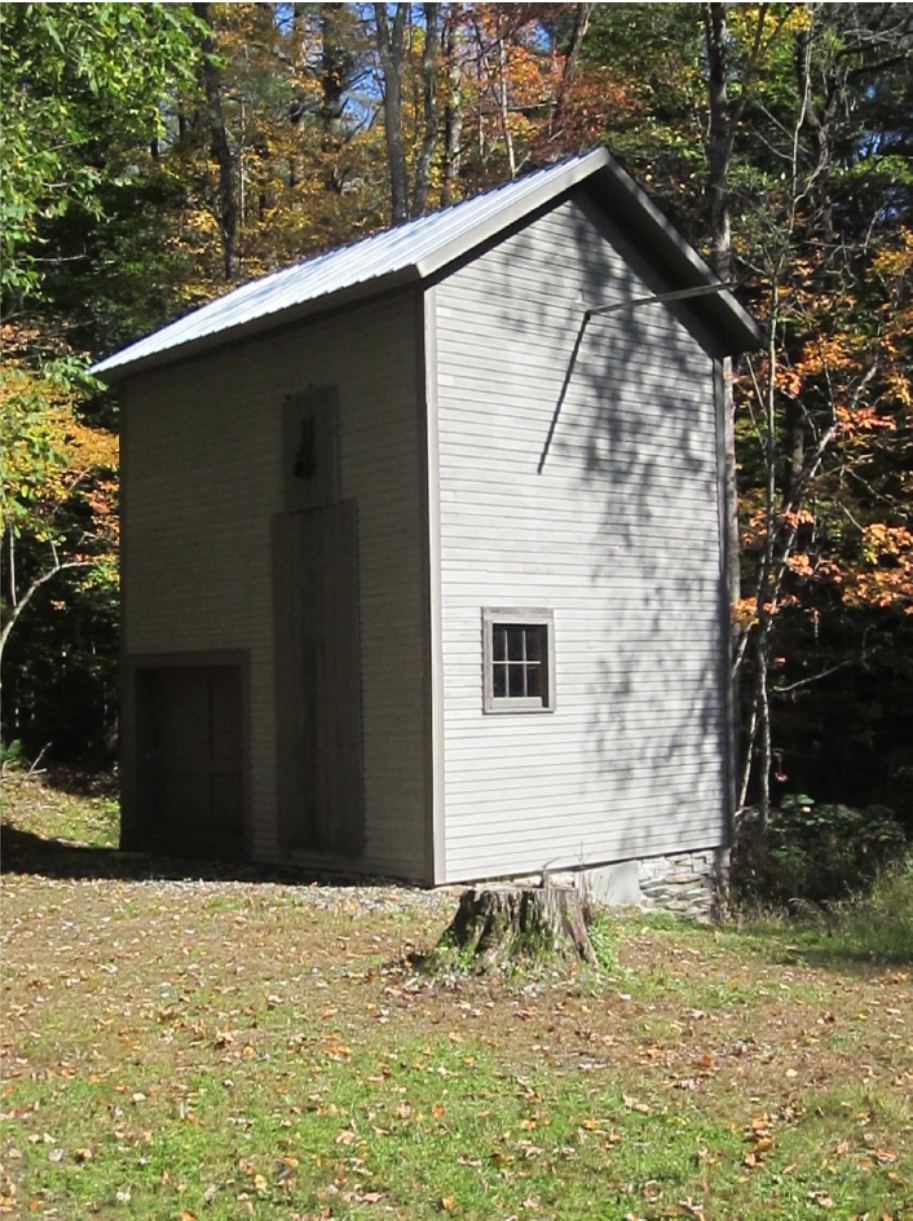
482, 608, 556, 714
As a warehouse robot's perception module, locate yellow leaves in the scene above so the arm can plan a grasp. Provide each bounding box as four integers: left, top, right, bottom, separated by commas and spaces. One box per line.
1, 348, 119, 575
872, 226, 913, 280
795, 333, 860, 377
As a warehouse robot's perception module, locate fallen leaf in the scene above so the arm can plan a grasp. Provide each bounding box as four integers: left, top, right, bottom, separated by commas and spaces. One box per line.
441, 1196, 457, 1213
808, 1191, 836, 1208
873, 1149, 897, 1164
516, 1139, 543, 1159
622, 1095, 652, 1115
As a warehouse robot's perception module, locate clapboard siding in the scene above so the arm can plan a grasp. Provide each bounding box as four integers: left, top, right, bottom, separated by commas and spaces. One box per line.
122, 292, 428, 878
434, 191, 728, 882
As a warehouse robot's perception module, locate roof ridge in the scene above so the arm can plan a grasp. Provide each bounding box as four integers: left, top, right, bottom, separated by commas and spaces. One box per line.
250, 146, 605, 278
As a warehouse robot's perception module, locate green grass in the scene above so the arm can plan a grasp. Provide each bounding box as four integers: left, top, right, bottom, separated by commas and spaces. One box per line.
1, 769, 119, 847
2, 781, 911, 1219
734, 858, 913, 970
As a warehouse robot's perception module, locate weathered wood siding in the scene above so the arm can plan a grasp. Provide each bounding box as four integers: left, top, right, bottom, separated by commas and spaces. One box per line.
433, 190, 729, 882
121, 292, 429, 879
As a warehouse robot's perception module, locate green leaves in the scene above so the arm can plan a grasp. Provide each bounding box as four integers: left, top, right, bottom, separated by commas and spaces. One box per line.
0, 2, 202, 302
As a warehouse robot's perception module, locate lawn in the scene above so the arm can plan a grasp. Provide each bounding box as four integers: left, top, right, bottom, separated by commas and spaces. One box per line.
1, 772, 910, 1220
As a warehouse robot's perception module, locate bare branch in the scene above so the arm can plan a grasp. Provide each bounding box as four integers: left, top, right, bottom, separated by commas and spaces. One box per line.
0, 555, 93, 665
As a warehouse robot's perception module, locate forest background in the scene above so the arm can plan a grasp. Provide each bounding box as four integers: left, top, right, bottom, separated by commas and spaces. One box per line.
1, 1, 911, 833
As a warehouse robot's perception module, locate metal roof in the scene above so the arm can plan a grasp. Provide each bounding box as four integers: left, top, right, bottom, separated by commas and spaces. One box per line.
92, 147, 762, 381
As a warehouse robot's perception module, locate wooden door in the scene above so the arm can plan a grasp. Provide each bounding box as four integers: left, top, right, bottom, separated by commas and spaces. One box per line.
272, 501, 365, 855
137, 663, 245, 846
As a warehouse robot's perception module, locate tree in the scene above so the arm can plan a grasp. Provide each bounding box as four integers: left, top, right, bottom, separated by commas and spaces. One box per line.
728, 3, 913, 820
0, 3, 202, 306
373, 3, 440, 222
580, 3, 912, 820
0, 3, 200, 758
0, 344, 118, 667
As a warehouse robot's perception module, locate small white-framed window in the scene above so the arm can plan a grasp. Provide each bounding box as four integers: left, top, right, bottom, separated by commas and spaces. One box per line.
482, 608, 555, 714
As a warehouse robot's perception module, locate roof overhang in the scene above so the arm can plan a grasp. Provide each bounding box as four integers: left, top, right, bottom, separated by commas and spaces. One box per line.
92, 265, 423, 384
584, 156, 763, 355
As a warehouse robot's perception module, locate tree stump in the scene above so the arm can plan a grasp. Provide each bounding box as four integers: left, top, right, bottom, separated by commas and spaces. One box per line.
439, 883, 597, 970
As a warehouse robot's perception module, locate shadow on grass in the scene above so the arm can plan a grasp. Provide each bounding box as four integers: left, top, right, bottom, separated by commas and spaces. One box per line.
721, 908, 913, 972
790, 942, 913, 970
0, 822, 397, 890
752, 931, 913, 971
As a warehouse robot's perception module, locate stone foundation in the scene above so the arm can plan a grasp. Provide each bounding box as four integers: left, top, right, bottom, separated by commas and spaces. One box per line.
552, 847, 730, 922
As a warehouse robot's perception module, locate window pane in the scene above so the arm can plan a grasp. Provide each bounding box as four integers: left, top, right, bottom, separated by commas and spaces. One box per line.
493, 626, 508, 662
507, 628, 524, 661
525, 629, 543, 662
526, 665, 542, 698
493, 664, 507, 698
508, 664, 525, 697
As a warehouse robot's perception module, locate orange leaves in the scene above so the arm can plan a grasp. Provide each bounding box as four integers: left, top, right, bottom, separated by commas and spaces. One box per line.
742, 1114, 776, 1171
861, 522, 913, 565
835, 404, 897, 436
844, 524, 913, 613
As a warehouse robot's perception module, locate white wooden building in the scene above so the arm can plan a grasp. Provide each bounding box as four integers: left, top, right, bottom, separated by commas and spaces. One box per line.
94, 147, 761, 896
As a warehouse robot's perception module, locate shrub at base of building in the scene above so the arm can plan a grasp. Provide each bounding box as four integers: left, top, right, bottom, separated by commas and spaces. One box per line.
730, 796, 908, 906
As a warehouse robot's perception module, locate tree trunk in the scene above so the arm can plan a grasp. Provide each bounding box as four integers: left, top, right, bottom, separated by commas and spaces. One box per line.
410, 3, 439, 217
441, 4, 464, 205
439, 884, 597, 971
495, 19, 516, 178
551, 2, 591, 139
702, 2, 740, 617
193, 2, 239, 281
374, 3, 409, 224
319, 3, 349, 140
